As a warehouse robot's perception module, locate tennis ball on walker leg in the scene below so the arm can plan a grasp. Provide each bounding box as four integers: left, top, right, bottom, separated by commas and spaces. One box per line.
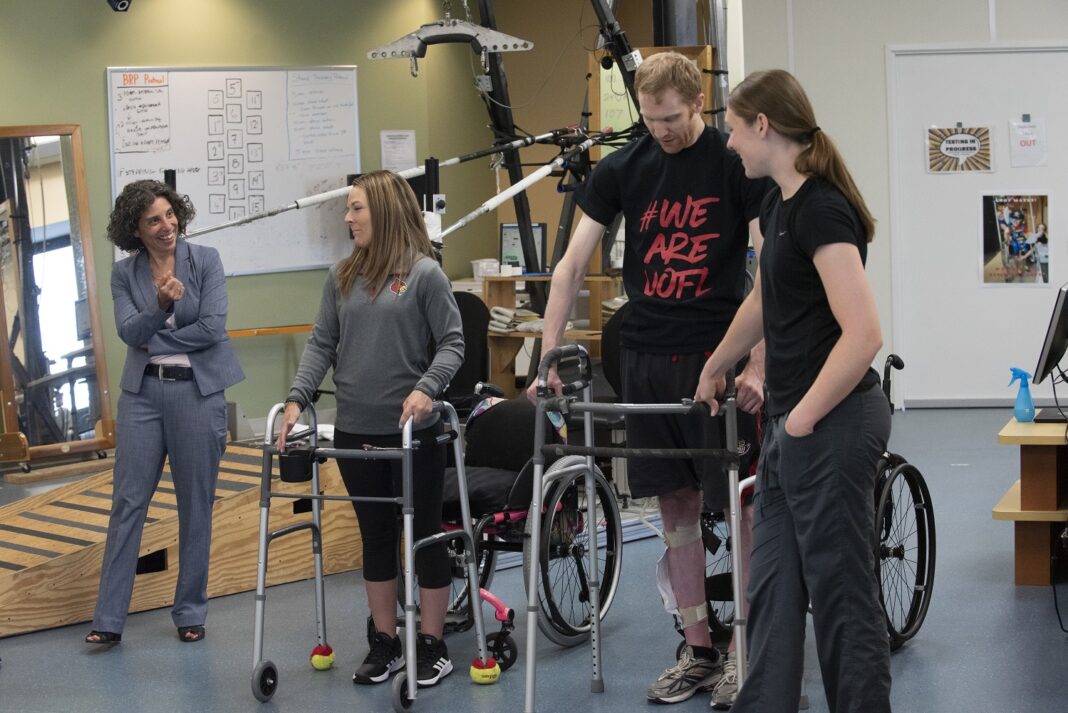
310, 643, 335, 670
469, 656, 501, 684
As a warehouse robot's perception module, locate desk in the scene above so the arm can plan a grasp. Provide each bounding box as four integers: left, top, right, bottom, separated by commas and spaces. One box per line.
995, 419, 1068, 585
482, 275, 622, 397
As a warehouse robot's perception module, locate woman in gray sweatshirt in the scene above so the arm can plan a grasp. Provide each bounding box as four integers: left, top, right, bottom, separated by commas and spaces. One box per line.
276, 170, 464, 688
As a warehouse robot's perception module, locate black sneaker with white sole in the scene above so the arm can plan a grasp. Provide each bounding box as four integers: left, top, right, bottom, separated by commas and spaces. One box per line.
352, 631, 404, 685
415, 633, 453, 687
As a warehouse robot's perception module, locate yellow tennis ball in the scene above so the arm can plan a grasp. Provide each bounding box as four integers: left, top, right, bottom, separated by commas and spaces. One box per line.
469, 657, 501, 684
310, 644, 335, 671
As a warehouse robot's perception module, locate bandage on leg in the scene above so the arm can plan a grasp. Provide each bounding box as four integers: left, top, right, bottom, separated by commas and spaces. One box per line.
677, 601, 709, 628
663, 522, 702, 549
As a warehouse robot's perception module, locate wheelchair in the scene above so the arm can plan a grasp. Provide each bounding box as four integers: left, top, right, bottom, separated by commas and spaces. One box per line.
874, 354, 936, 650
419, 393, 624, 654
695, 353, 936, 653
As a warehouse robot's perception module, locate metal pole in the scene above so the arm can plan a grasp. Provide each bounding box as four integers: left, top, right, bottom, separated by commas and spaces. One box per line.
523, 400, 550, 713
401, 416, 418, 704
710, 0, 730, 132
439, 138, 597, 241
184, 131, 566, 240
724, 388, 748, 686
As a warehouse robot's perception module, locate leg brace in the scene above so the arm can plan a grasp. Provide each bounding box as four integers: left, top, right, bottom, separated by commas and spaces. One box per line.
663, 522, 708, 627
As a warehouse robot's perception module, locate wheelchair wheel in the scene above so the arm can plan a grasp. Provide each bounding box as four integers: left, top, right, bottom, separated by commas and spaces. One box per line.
874, 459, 936, 651
701, 512, 735, 642
522, 456, 623, 647
396, 533, 497, 633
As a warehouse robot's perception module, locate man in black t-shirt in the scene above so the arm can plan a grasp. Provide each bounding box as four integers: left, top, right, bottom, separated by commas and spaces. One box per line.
528, 52, 768, 706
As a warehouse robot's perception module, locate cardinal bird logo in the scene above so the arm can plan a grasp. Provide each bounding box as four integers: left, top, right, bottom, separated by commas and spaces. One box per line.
390, 277, 408, 295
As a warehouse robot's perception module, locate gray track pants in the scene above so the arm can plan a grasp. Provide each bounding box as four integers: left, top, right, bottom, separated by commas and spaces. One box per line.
733, 384, 892, 713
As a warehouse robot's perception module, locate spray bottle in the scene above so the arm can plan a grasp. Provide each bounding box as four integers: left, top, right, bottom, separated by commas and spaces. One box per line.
1009, 367, 1035, 423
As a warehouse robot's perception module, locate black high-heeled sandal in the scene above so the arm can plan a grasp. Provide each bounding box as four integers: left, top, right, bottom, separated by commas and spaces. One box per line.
85, 630, 121, 644
177, 625, 205, 643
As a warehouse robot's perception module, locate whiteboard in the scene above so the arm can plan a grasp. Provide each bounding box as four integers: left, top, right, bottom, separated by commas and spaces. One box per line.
887, 44, 1068, 406
107, 66, 360, 275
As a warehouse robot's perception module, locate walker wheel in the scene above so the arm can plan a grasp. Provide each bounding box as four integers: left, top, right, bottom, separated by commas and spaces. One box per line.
251, 660, 278, 702
392, 672, 414, 711
487, 631, 518, 671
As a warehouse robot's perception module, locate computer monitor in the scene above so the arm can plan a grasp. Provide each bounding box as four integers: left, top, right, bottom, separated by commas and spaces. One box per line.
1033, 282, 1068, 385
499, 222, 547, 273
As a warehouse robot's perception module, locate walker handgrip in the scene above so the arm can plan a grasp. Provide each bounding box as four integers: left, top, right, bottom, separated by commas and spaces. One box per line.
559, 379, 587, 396
682, 399, 712, 417
723, 368, 737, 400
537, 345, 586, 380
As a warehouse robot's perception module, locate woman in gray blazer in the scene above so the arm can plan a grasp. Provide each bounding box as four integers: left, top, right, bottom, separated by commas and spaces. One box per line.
85, 180, 244, 645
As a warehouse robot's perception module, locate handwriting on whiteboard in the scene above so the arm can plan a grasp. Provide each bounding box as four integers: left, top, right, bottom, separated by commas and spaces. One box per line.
113, 73, 171, 153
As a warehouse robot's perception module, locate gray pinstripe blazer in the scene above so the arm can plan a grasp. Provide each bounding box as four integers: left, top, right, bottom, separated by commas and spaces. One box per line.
112, 239, 245, 396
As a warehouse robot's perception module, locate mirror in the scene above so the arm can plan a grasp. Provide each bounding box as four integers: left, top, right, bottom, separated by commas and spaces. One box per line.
0, 124, 115, 466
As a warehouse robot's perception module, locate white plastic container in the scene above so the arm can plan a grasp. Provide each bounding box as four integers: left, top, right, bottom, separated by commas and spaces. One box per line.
471, 258, 500, 280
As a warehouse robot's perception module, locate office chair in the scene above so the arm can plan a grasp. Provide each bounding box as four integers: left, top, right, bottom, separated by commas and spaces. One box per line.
445, 291, 491, 418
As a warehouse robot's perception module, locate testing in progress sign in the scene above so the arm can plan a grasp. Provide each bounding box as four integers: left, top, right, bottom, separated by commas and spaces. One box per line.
927, 126, 992, 173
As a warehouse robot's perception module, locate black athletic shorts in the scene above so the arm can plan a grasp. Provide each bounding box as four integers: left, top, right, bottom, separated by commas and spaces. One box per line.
621, 349, 760, 512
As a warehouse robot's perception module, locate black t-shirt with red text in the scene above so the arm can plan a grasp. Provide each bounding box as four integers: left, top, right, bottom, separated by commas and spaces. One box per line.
578, 127, 768, 353
758, 177, 879, 416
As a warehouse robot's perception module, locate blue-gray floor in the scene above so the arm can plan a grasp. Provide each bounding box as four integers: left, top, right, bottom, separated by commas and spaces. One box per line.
1, 408, 1067, 712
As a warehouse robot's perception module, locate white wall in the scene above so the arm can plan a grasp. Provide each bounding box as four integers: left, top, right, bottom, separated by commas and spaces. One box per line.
740, 0, 1068, 402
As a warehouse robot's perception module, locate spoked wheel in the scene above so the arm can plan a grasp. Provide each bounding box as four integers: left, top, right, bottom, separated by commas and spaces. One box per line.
487, 631, 519, 671
251, 660, 278, 702
522, 457, 623, 647
874, 460, 936, 651
396, 533, 497, 633
702, 511, 735, 642
392, 672, 413, 711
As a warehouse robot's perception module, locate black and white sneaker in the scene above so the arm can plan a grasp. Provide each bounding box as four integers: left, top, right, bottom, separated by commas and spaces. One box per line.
352, 631, 404, 685
415, 633, 453, 687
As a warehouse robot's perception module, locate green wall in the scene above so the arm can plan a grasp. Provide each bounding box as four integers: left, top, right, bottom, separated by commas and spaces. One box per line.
0, 0, 497, 422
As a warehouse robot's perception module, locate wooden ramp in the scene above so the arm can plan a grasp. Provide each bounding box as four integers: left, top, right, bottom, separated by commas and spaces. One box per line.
0, 444, 362, 637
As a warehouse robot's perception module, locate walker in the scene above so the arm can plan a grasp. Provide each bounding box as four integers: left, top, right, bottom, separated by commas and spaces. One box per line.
250, 400, 500, 712
522, 345, 748, 713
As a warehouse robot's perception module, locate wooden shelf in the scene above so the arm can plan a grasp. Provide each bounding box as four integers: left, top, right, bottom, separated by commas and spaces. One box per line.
487, 329, 602, 341
228, 324, 312, 339
482, 274, 622, 397
997, 419, 1068, 446
995, 418, 1068, 585
993, 480, 1068, 522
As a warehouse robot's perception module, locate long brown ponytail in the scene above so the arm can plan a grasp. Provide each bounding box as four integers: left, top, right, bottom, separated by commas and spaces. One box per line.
729, 70, 876, 243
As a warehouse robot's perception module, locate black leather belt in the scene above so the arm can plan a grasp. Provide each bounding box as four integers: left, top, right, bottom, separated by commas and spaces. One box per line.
144, 364, 195, 381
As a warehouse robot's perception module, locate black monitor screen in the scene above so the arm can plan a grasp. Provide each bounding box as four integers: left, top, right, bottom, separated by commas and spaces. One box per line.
1033, 282, 1068, 384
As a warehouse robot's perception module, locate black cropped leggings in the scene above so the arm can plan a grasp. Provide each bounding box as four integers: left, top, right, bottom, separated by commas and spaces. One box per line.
333, 423, 450, 589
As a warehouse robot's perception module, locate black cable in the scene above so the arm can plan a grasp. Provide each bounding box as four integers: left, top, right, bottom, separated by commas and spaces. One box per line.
1053, 364, 1068, 442
1052, 542, 1068, 633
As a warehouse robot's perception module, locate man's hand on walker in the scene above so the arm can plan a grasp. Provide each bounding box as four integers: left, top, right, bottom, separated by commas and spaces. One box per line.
735, 364, 765, 415
695, 363, 727, 416
525, 366, 563, 404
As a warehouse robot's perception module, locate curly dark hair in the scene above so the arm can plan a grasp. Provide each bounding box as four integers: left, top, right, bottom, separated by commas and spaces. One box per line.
106, 180, 196, 252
